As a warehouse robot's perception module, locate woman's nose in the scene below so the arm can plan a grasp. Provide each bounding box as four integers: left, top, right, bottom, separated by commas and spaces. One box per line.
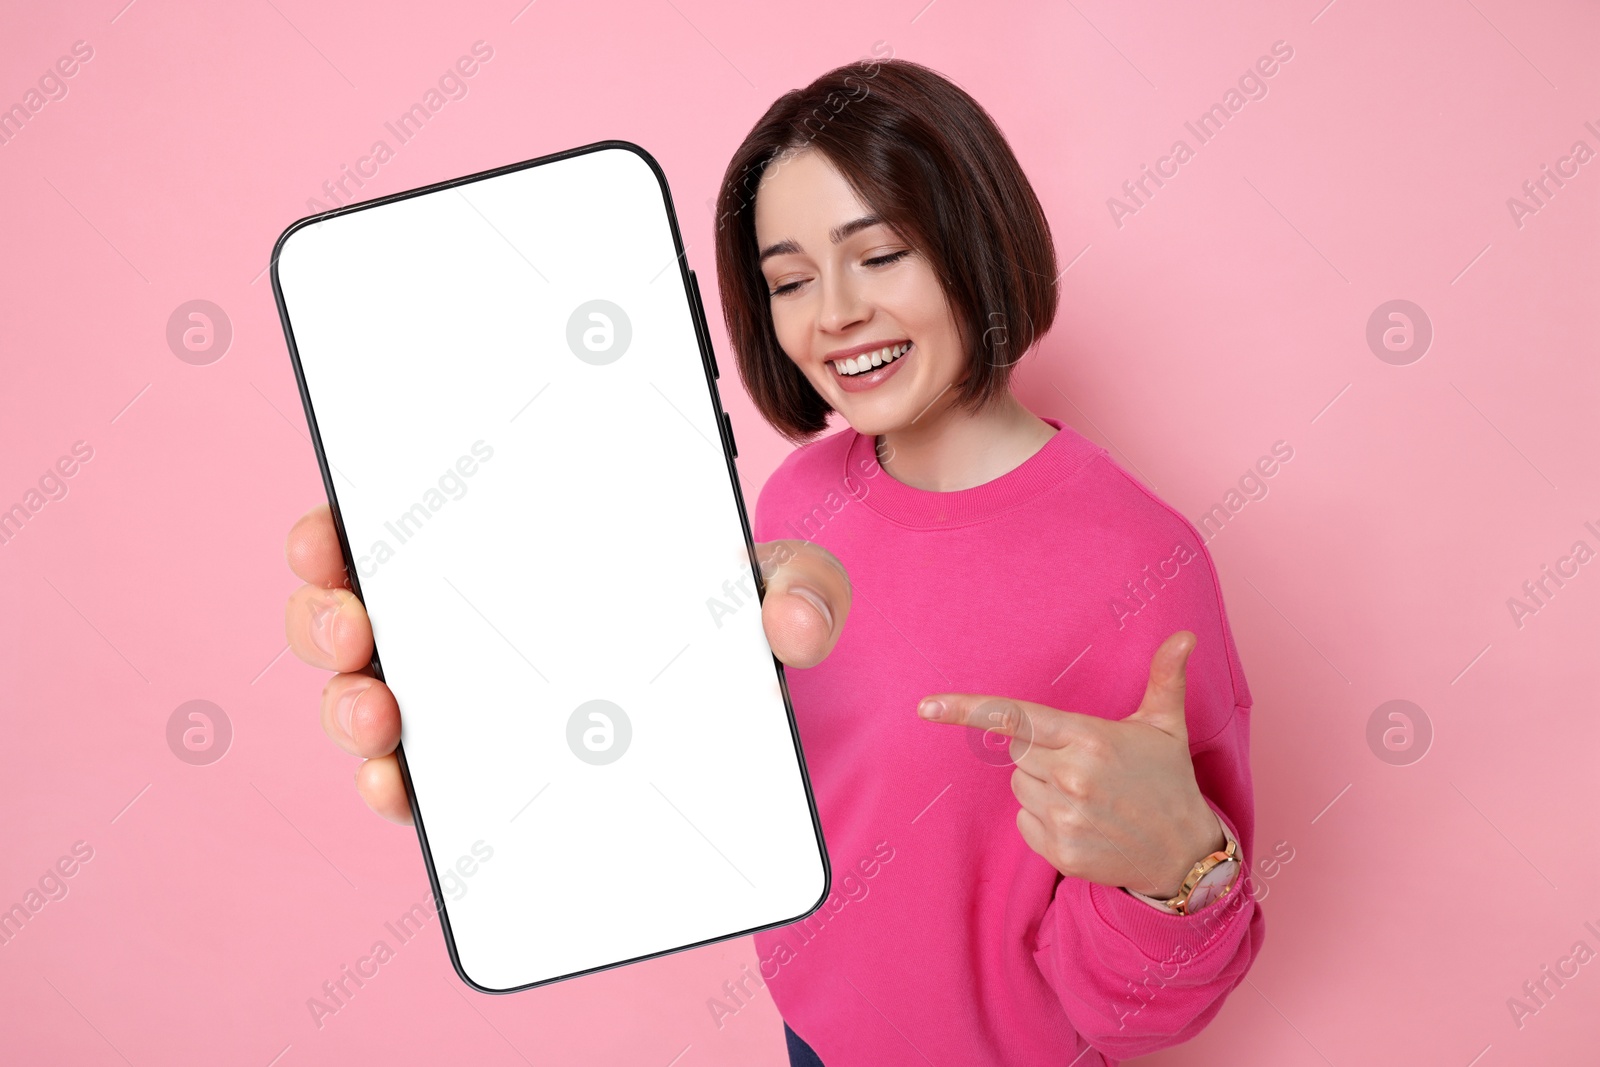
818, 272, 867, 333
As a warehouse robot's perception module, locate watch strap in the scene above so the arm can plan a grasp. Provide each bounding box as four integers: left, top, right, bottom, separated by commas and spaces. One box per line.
1125, 811, 1239, 914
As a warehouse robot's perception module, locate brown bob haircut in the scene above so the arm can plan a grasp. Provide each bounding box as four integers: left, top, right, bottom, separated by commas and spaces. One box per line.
713, 57, 1059, 444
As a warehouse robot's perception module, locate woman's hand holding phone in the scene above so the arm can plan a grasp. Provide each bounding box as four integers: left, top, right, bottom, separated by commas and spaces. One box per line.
283, 503, 852, 825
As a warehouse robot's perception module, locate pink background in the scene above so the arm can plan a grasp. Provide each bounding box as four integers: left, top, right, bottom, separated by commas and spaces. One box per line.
3, 1, 1597, 1064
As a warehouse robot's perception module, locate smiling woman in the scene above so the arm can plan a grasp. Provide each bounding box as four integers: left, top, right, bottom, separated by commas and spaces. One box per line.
710, 58, 1264, 1067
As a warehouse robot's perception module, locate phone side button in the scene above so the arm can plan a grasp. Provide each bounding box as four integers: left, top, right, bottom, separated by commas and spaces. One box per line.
723, 411, 738, 459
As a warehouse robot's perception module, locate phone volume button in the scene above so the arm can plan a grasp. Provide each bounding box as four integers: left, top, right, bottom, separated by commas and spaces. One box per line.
688, 270, 720, 381
723, 411, 737, 459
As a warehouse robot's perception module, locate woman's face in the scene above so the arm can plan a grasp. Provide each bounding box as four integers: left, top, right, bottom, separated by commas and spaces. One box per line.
753, 146, 968, 437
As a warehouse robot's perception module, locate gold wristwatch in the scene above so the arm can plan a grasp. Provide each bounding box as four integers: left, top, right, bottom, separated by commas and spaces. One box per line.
1126, 813, 1241, 916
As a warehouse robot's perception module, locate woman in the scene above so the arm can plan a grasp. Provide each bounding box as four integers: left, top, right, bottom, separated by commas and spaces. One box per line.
283, 57, 1262, 1067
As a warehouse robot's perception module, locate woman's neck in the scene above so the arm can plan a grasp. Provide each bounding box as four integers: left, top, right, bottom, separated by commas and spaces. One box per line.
873, 393, 1058, 492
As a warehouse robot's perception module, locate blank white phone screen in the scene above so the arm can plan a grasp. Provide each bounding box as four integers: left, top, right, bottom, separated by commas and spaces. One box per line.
272, 142, 828, 993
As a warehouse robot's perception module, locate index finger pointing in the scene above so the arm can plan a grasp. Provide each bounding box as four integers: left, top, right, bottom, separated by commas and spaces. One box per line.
917, 694, 1079, 750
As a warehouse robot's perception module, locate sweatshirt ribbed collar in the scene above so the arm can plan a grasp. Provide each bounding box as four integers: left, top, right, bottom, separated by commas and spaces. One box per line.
841, 416, 1102, 530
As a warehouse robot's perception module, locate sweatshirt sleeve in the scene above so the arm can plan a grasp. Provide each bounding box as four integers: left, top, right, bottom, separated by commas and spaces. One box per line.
1030, 706, 1266, 1061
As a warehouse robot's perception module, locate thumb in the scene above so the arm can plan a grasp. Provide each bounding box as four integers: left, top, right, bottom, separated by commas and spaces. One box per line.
755, 539, 852, 670
1123, 630, 1195, 740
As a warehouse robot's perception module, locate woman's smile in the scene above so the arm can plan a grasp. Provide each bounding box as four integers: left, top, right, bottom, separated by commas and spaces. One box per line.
829, 340, 914, 393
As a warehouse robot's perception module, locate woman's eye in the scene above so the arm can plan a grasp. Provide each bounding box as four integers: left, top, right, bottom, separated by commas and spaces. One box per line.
768, 250, 910, 297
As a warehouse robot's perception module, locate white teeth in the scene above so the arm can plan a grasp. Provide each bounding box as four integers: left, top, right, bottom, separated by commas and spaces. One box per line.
834, 342, 910, 376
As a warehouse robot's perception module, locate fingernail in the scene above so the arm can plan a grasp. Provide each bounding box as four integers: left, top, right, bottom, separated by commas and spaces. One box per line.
337, 681, 371, 738
918, 699, 945, 719
310, 597, 340, 658
790, 585, 833, 631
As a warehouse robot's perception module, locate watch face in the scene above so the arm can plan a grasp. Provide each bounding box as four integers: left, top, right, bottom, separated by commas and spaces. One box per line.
1186, 859, 1241, 913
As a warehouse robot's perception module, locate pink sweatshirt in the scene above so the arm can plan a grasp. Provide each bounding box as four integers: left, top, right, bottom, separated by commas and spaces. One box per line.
748, 417, 1265, 1066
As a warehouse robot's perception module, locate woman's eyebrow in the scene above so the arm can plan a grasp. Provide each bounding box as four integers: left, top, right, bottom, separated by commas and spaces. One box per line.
758, 214, 884, 264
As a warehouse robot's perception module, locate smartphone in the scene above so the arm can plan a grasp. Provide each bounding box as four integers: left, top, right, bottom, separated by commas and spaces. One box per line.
271, 141, 829, 994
